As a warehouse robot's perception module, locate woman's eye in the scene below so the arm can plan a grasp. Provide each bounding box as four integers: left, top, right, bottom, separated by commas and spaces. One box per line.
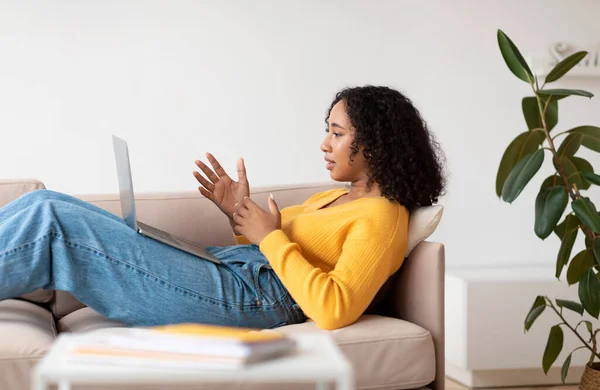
325, 128, 340, 137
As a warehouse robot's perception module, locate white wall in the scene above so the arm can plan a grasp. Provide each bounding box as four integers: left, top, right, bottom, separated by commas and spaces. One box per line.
1, 0, 600, 267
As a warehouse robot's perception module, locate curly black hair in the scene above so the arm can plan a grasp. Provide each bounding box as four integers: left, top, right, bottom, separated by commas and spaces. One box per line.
326, 85, 447, 211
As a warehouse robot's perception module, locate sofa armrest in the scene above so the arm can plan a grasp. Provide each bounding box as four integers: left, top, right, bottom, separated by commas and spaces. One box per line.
0, 179, 46, 207
0, 179, 54, 304
389, 241, 445, 390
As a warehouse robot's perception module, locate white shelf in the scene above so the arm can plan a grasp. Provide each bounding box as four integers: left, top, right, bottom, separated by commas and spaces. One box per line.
534, 65, 600, 78
445, 264, 595, 387
526, 42, 600, 78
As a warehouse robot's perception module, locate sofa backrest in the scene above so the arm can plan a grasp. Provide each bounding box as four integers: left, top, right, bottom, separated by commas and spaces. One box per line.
79, 181, 348, 247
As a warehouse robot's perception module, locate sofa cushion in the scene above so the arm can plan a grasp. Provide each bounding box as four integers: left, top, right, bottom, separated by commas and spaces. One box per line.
269, 314, 435, 390
57, 312, 435, 390
57, 306, 128, 333
19, 289, 55, 304
52, 314, 433, 390
51, 290, 87, 319
406, 205, 443, 257
0, 299, 56, 390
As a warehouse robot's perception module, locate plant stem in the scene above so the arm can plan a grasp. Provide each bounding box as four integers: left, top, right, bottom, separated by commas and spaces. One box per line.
531, 85, 597, 246
547, 300, 600, 360
551, 130, 571, 141
534, 92, 558, 155
533, 93, 571, 193
576, 319, 594, 340
590, 329, 600, 366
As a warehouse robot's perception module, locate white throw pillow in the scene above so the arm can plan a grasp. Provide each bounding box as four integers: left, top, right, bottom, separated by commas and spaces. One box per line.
405, 205, 444, 257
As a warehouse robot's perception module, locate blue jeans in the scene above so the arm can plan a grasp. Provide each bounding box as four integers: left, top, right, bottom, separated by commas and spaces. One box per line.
0, 189, 305, 328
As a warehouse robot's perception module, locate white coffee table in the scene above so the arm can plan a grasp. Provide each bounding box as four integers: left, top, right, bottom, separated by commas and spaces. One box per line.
31, 331, 353, 390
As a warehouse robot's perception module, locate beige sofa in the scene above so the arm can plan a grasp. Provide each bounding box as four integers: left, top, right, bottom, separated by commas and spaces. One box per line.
0, 179, 445, 390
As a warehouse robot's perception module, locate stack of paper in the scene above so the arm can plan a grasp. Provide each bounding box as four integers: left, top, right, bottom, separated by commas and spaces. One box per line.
65, 323, 298, 370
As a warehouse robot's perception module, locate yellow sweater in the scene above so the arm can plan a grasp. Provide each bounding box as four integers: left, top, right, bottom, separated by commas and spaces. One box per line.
235, 188, 409, 330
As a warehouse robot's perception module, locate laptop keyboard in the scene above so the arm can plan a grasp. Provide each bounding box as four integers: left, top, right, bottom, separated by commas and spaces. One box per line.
138, 222, 176, 242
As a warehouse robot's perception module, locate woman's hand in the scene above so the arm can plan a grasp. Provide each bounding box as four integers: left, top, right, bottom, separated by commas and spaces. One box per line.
233, 195, 281, 245
193, 154, 249, 219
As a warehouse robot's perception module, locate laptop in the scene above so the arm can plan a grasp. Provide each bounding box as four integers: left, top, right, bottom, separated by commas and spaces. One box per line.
112, 135, 221, 264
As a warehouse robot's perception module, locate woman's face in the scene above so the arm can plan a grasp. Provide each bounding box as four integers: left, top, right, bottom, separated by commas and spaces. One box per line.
321, 101, 368, 182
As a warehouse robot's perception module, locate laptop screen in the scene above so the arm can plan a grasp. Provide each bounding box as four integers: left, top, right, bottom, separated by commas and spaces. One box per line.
112, 135, 138, 230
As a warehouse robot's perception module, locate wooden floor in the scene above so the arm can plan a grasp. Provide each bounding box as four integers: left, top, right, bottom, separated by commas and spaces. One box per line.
445, 378, 578, 389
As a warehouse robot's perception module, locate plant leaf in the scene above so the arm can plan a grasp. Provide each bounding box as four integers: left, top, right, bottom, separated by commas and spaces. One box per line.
572, 197, 600, 233
572, 157, 594, 173
567, 250, 594, 285
497, 30, 534, 83
502, 149, 545, 203
542, 325, 564, 374
496, 132, 545, 196
582, 171, 600, 186
585, 320, 593, 335
539, 89, 594, 99
561, 353, 572, 384
569, 126, 600, 153
594, 238, 600, 265
579, 270, 600, 318
572, 157, 594, 190
556, 227, 578, 279
522, 97, 558, 132
554, 214, 580, 240
556, 299, 584, 315
541, 174, 564, 191
557, 133, 583, 158
545, 51, 589, 83
554, 156, 584, 191
535, 186, 569, 239
525, 296, 546, 331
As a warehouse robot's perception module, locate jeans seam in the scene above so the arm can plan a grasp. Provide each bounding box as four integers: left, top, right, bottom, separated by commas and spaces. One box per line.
0, 230, 54, 258
62, 238, 263, 312
283, 294, 305, 324
255, 274, 290, 309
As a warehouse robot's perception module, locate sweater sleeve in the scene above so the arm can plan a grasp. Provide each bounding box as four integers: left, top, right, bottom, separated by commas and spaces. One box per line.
259, 229, 401, 330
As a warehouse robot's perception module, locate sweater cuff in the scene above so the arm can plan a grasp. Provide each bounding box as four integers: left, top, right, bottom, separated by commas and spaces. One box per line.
259, 229, 290, 257
234, 234, 251, 245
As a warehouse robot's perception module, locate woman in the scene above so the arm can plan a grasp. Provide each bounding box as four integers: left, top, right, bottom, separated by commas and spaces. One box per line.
0, 86, 445, 330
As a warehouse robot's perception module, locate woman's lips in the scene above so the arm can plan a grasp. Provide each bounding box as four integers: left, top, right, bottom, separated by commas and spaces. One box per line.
325, 157, 335, 170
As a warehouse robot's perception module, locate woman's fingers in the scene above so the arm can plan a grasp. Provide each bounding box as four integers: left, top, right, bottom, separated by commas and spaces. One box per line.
206, 153, 229, 179
232, 211, 244, 224
198, 186, 215, 201
234, 197, 257, 218
235, 203, 249, 218
194, 160, 220, 183
233, 225, 242, 235
193, 171, 215, 191
237, 158, 248, 185
240, 196, 257, 210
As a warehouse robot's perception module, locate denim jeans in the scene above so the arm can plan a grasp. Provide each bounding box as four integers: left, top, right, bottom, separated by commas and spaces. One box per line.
0, 189, 305, 328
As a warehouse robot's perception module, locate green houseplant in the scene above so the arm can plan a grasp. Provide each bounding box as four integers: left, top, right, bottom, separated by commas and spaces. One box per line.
495, 29, 600, 386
